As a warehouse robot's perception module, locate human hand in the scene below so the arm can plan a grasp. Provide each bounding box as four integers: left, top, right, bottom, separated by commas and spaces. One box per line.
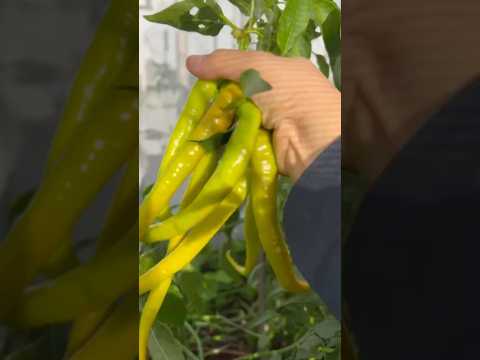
186, 49, 341, 182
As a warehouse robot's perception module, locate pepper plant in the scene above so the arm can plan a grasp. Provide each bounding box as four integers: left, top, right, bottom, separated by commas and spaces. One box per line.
140, 0, 343, 359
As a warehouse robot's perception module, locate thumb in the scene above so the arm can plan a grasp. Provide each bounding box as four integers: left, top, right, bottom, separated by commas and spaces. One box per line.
186, 49, 273, 81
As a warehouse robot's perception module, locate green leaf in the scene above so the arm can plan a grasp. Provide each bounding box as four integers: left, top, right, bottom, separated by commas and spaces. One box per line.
156, 290, 187, 326
239, 69, 272, 97
287, 32, 312, 58
322, 9, 341, 58
254, 0, 276, 19
316, 54, 330, 78
176, 271, 209, 314
321, 8, 341, 90
287, 19, 322, 58
312, 0, 339, 26
332, 54, 341, 90
313, 318, 341, 339
321, 8, 341, 64
227, 0, 251, 15
276, 0, 312, 55
144, 0, 225, 36
325, 346, 341, 360
149, 324, 185, 360
204, 0, 226, 18
204, 270, 234, 284
306, 19, 323, 39
140, 244, 165, 275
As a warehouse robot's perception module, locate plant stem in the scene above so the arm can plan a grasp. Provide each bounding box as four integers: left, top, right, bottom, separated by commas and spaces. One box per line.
214, 314, 263, 338
238, 0, 256, 50
235, 328, 335, 360
248, 0, 256, 27
185, 321, 204, 360
173, 336, 200, 360
220, 14, 240, 32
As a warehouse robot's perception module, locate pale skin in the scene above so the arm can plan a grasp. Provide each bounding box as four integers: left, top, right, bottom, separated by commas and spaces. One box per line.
187, 49, 341, 182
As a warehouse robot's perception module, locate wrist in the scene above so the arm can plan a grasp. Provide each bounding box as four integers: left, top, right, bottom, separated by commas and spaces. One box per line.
289, 88, 341, 181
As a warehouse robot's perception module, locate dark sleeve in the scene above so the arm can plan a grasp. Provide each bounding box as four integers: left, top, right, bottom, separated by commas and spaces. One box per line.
344, 77, 480, 359
283, 139, 341, 320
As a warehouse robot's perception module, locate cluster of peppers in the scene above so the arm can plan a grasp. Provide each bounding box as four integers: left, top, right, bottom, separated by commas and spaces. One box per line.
139, 80, 310, 360
0, 0, 139, 358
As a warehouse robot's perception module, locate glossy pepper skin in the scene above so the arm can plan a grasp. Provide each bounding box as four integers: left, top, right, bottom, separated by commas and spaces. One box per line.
140, 178, 248, 295
250, 130, 310, 293
45, 0, 138, 175
159, 80, 218, 175
139, 79, 217, 237
139, 80, 235, 242
66, 152, 139, 355
139, 139, 219, 242
69, 292, 138, 360
41, 58, 140, 277
227, 195, 262, 276
181, 146, 221, 208
9, 225, 137, 328
0, 88, 138, 318
189, 82, 243, 141
139, 278, 171, 360
148, 100, 262, 241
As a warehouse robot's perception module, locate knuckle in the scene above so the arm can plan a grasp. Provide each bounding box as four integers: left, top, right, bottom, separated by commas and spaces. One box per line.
208, 49, 231, 62
292, 56, 315, 69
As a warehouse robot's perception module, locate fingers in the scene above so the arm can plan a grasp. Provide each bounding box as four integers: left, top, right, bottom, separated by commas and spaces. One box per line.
186, 49, 276, 82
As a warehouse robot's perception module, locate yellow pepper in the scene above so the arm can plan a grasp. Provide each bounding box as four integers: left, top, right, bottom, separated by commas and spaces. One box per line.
140, 178, 247, 295
250, 130, 310, 293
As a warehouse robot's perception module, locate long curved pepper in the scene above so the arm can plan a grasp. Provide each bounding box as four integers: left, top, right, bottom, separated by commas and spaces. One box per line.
140, 80, 217, 239
143, 146, 221, 245
189, 82, 244, 141
139, 139, 218, 241
9, 225, 138, 328
139, 81, 243, 241
159, 80, 218, 175
45, 0, 138, 175
67, 151, 139, 354
250, 130, 310, 293
0, 88, 138, 318
139, 278, 172, 360
138, 148, 221, 358
147, 101, 261, 242
140, 178, 248, 295
227, 196, 262, 276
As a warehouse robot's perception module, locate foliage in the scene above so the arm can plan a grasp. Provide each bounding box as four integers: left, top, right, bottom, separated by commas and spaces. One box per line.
146, 0, 341, 89
140, 217, 341, 359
